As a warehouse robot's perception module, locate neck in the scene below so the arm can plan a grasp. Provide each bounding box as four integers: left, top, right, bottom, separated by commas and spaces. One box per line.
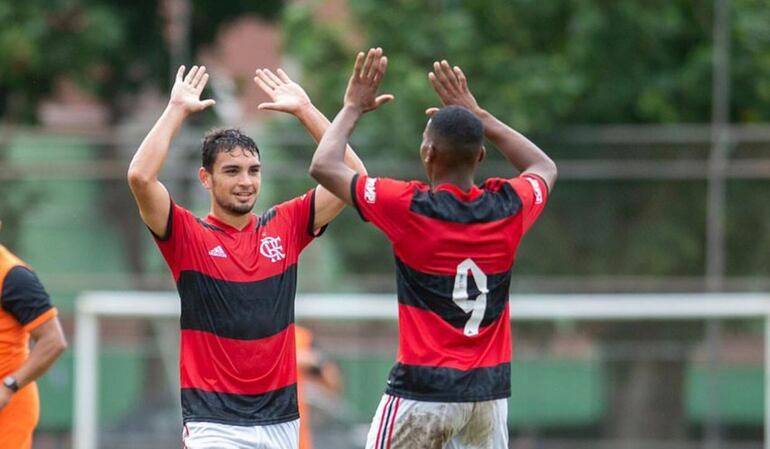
210, 206, 252, 230
431, 171, 475, 192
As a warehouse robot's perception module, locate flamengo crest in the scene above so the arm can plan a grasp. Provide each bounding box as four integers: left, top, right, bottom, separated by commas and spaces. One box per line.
260, 236, 286, 262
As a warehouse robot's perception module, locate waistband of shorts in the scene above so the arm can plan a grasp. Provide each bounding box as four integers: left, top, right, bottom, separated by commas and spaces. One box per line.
183, 411, 300, 427
385, 386, 510, 403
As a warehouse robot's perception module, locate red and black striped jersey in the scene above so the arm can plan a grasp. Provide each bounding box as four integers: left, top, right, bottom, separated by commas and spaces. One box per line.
351, 174, 548, 402
152, 189, 324, 425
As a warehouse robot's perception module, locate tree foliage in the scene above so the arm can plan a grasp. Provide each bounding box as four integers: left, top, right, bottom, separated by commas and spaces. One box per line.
281, 0, 770, 284
0, 0, 283, 121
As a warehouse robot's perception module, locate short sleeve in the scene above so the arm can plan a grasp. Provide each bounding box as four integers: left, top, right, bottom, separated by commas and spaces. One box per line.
273, 188, 326, 252
151, 199, 195, 275
508, 173, 549, 234
350, 174, 413, 241
1, 266, 57, 331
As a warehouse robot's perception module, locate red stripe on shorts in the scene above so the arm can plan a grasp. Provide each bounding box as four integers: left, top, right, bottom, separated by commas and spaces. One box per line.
375, 395, 394, 448
386, 397, 401, 449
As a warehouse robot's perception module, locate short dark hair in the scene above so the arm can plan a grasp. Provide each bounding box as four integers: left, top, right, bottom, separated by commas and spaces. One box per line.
427, 106, 484, 165
201, 128, 260, 171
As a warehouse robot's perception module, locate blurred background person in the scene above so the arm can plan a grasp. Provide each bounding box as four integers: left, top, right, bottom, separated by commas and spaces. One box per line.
295, 325, 342, 449
0, 221, 67, 449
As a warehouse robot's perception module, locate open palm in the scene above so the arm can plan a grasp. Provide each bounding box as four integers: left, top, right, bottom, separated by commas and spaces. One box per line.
169, 65, 216, 113
254, 68, 311, 114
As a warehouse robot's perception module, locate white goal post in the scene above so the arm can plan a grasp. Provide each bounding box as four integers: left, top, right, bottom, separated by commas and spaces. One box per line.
74, 292, 770, 449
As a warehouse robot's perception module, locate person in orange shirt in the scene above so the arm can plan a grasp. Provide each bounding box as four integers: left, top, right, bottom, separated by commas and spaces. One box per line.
0, 226, 67, 449
295, 326, 341, 449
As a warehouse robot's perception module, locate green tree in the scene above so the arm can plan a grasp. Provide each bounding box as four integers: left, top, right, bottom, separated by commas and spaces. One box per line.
0, 0, 283, 253
0, 0, 283, 122
280, 0, 770, 284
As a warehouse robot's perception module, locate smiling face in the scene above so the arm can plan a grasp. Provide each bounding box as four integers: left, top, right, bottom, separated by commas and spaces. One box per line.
200, 147, 261, 216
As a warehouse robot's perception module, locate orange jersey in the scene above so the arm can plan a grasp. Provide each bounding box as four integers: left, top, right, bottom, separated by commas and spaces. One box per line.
0, 245, 57, 449
295, 326, 313, 449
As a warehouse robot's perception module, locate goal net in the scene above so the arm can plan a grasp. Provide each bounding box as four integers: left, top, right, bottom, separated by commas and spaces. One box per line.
73, 292, 770, 449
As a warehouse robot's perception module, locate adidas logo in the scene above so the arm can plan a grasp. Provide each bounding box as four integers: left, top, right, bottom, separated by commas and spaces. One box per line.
208, 245, 227, 258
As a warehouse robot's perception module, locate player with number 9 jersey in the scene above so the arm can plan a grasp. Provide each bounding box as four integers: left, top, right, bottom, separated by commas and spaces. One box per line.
351, 173, 547, 403
308, 50, 557, 448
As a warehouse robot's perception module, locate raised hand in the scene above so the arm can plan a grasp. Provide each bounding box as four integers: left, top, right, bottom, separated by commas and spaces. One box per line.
168, 65, 216, 114
426, 60, 480, 116
343, 47, 394, 113
254, 68, 312, 115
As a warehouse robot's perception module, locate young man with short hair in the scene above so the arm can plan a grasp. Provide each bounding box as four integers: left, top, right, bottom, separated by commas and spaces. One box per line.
128, 64, 366, 449
309, 49, 557, 448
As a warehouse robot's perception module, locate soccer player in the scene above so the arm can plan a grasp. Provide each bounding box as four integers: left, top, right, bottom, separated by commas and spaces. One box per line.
127, 65, 367, 449
0, 225, 68, 449
309, 49, 557, 448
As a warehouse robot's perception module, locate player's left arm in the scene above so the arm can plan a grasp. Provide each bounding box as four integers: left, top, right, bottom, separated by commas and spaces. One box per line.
309, 48, 393, 206
253, 68, 368, 229
427, 60, 557, 191
0, 269, 66, 410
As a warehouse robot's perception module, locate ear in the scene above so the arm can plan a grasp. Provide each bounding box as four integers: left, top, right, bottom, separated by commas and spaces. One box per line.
425, 144, 436, 164
199, 167, 212, 191
478, 145, 486, 163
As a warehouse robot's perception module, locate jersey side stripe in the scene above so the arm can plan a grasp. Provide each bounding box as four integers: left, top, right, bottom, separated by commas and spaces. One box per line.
409, 182, 522, 224
179, 326, 296, 395
397, 304, 512, 370
386, 362, 511, 402
180, 384, 298, 426
178, 268, 296, 340
395, 257, 510, 329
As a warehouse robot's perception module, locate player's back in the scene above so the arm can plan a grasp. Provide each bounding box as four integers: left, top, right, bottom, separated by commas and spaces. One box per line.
351, 174, 548, 402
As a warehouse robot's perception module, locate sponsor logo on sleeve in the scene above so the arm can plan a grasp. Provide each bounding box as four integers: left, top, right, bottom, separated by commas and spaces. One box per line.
364, 177, 378, 204
525, 177, 544, 205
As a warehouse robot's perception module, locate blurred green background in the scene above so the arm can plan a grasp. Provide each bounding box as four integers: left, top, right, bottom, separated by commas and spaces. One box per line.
2, 1, 770, 448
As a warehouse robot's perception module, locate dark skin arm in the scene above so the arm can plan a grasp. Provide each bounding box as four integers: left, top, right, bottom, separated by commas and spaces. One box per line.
308, 48, 393, 204
427, 60, 557, 191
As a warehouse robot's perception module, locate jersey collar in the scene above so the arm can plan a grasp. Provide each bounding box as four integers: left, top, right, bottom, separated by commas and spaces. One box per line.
433, 183, 484, 202
205, 213, 257, 233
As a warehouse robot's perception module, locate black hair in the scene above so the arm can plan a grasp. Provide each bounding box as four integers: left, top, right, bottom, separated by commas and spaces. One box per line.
201, 128, 260, 172
427, 106, 484, 165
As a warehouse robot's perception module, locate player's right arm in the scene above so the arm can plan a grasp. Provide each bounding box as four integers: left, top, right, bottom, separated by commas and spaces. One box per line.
127, 65, 215, 237
309, 49, 393, 205
427, 61, 557, 192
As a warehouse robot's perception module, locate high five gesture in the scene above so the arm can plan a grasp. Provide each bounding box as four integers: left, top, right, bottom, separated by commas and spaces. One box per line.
344, 48, 394, 113
252, 67, 369, 229
254, 68, 312, 114
426, 60, 480, 116
128, 64, 216, 237
309, 48, 394, 205
169, 65, 216, 114
426, 59, 557, 191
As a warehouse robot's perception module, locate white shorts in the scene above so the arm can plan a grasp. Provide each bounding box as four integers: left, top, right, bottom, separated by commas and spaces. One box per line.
365, 394, 508, 449
183, 420, 300, 449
